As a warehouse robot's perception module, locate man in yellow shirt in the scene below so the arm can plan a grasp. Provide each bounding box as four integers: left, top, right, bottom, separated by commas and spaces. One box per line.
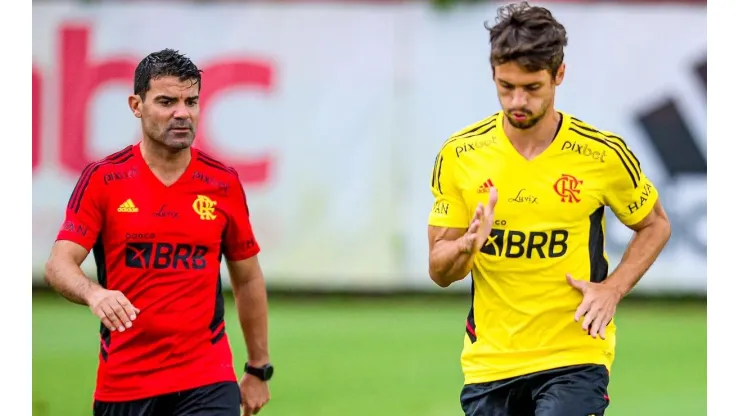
427, 2, 672, 415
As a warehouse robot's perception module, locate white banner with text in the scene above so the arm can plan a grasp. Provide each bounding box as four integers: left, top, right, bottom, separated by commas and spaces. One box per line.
32, 2, 706, 293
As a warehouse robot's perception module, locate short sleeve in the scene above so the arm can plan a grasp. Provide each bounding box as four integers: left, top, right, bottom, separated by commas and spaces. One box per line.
222, 175, 261, 261
56, 164, 105, 251
427, 144, 470, 228
603, 143, 659, 226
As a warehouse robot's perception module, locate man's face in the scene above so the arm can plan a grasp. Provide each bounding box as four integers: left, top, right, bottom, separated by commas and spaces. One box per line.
493, 61, 564, 130
129, 76, 200, 151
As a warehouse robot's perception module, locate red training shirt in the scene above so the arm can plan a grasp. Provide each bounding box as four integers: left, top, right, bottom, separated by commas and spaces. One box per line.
56, 143, 260, 402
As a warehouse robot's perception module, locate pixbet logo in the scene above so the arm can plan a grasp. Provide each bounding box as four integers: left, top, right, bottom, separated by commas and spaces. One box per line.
454, 137, 496, 157
561, 141, 606, 163
32, 25, 274, 187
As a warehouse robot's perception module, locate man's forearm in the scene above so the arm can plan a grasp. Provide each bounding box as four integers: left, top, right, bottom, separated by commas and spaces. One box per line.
233, 274, 270, 365
429, 238, 476, 287
44, 258, 101, 306
604, 218, 671, 297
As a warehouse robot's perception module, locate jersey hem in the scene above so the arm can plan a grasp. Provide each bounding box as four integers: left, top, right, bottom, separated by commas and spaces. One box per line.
93, 373, 237, 402
462, 351, 613, 385
55, 236, 94, 252
428, 219, 469, 229
224, 247, 261, 262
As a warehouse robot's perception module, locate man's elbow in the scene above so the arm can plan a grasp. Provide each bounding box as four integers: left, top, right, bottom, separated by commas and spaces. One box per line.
44, 258, 56, 287
659, 216, 672, 244
428, 267, 453, 288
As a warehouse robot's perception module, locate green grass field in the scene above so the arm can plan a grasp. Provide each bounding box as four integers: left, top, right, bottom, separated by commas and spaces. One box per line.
32, 292, 706, 416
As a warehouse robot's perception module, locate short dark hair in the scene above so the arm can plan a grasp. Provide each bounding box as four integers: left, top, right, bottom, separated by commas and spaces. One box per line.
133, 49, 203, 100
485, 1, 568, 77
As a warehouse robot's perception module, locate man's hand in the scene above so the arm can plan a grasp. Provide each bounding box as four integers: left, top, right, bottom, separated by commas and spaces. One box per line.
239, 373, 270, 415
459, 186, 498, 254
567, 274, 622, 340
87, 288, 139, 333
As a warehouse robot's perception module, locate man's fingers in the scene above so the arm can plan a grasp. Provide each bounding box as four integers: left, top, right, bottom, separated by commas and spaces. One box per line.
468, 219, 480, 235
473, 204, 483, 223
99, 315, 116, 332
574, 298, 590, 322
598, 313, 614, 340
599, 320, 609, 340
581, 307, 599, 332
253, 396, 269, 414
101, 304, 125, 332
566, 274, 587, 292
111, 302, 132, 329
590, 315, 604, 338
486, 186, 499, 213
117, 297, 138, 323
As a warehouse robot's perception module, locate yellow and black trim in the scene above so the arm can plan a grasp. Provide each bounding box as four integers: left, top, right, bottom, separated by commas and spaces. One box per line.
432, 114, 500, 195
588, 206, 609, 283
569, 119, 642, 189
465, 275, 478, 343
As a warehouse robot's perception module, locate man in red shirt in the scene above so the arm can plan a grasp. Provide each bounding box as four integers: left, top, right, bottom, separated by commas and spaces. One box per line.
44, 49, 273, 416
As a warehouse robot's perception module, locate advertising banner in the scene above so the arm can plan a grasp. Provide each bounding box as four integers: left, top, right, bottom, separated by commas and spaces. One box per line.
32, 4, 401, 288
33, 3, 706, 293
399, 3, 707, 293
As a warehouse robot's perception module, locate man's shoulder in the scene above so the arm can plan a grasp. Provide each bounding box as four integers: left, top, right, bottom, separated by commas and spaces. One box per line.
563, 113, 642, 178
564, 114, 634, 155
191, 148, 243, 191
436, 112, 501, 157
81, 145, 138, 184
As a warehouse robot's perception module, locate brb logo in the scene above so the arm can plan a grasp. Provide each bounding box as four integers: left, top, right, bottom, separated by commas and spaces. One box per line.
553, 174, 583, 203
480, 228, 569, 259
125, 242, 208, 270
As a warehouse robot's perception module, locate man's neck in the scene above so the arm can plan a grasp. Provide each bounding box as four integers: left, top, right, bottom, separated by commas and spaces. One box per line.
504, 109, 562, 155
140, 138, 191, 175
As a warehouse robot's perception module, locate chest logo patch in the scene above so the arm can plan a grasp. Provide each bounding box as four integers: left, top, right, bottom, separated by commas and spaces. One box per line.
193, 195, 217, 220
553, 174, 583, 203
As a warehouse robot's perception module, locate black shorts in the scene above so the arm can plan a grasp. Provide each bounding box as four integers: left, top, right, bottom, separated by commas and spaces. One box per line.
93, 381, 240, 416
460, 364, 610, 416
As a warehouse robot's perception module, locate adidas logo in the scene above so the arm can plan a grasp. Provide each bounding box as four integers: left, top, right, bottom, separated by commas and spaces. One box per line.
477, 178, 494, 193
117, 199, 139, 213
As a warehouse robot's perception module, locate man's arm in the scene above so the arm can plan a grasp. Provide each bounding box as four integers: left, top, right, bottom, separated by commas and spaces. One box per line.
226, 256, 270, 366
222, 173, 268, 364
45, 164, 138, 332
45, 240, 100, 306
222, 172, 271, 414
428, 226, 473, 287
427, 142, 486, 288
568, 139, 671, 339
603, 199, 671, 298
46, 163, 105, 305
601, 143, 670, 298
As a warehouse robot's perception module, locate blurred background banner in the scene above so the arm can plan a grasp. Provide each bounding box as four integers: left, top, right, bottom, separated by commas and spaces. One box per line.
32, 1, 706, 294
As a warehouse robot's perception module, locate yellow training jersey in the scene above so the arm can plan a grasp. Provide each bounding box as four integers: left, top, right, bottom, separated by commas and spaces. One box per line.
428, 111, 658, 384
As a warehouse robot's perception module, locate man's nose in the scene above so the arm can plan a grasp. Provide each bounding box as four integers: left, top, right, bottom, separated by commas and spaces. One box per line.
172, 102, 191, 119
511, 90, 527, 108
